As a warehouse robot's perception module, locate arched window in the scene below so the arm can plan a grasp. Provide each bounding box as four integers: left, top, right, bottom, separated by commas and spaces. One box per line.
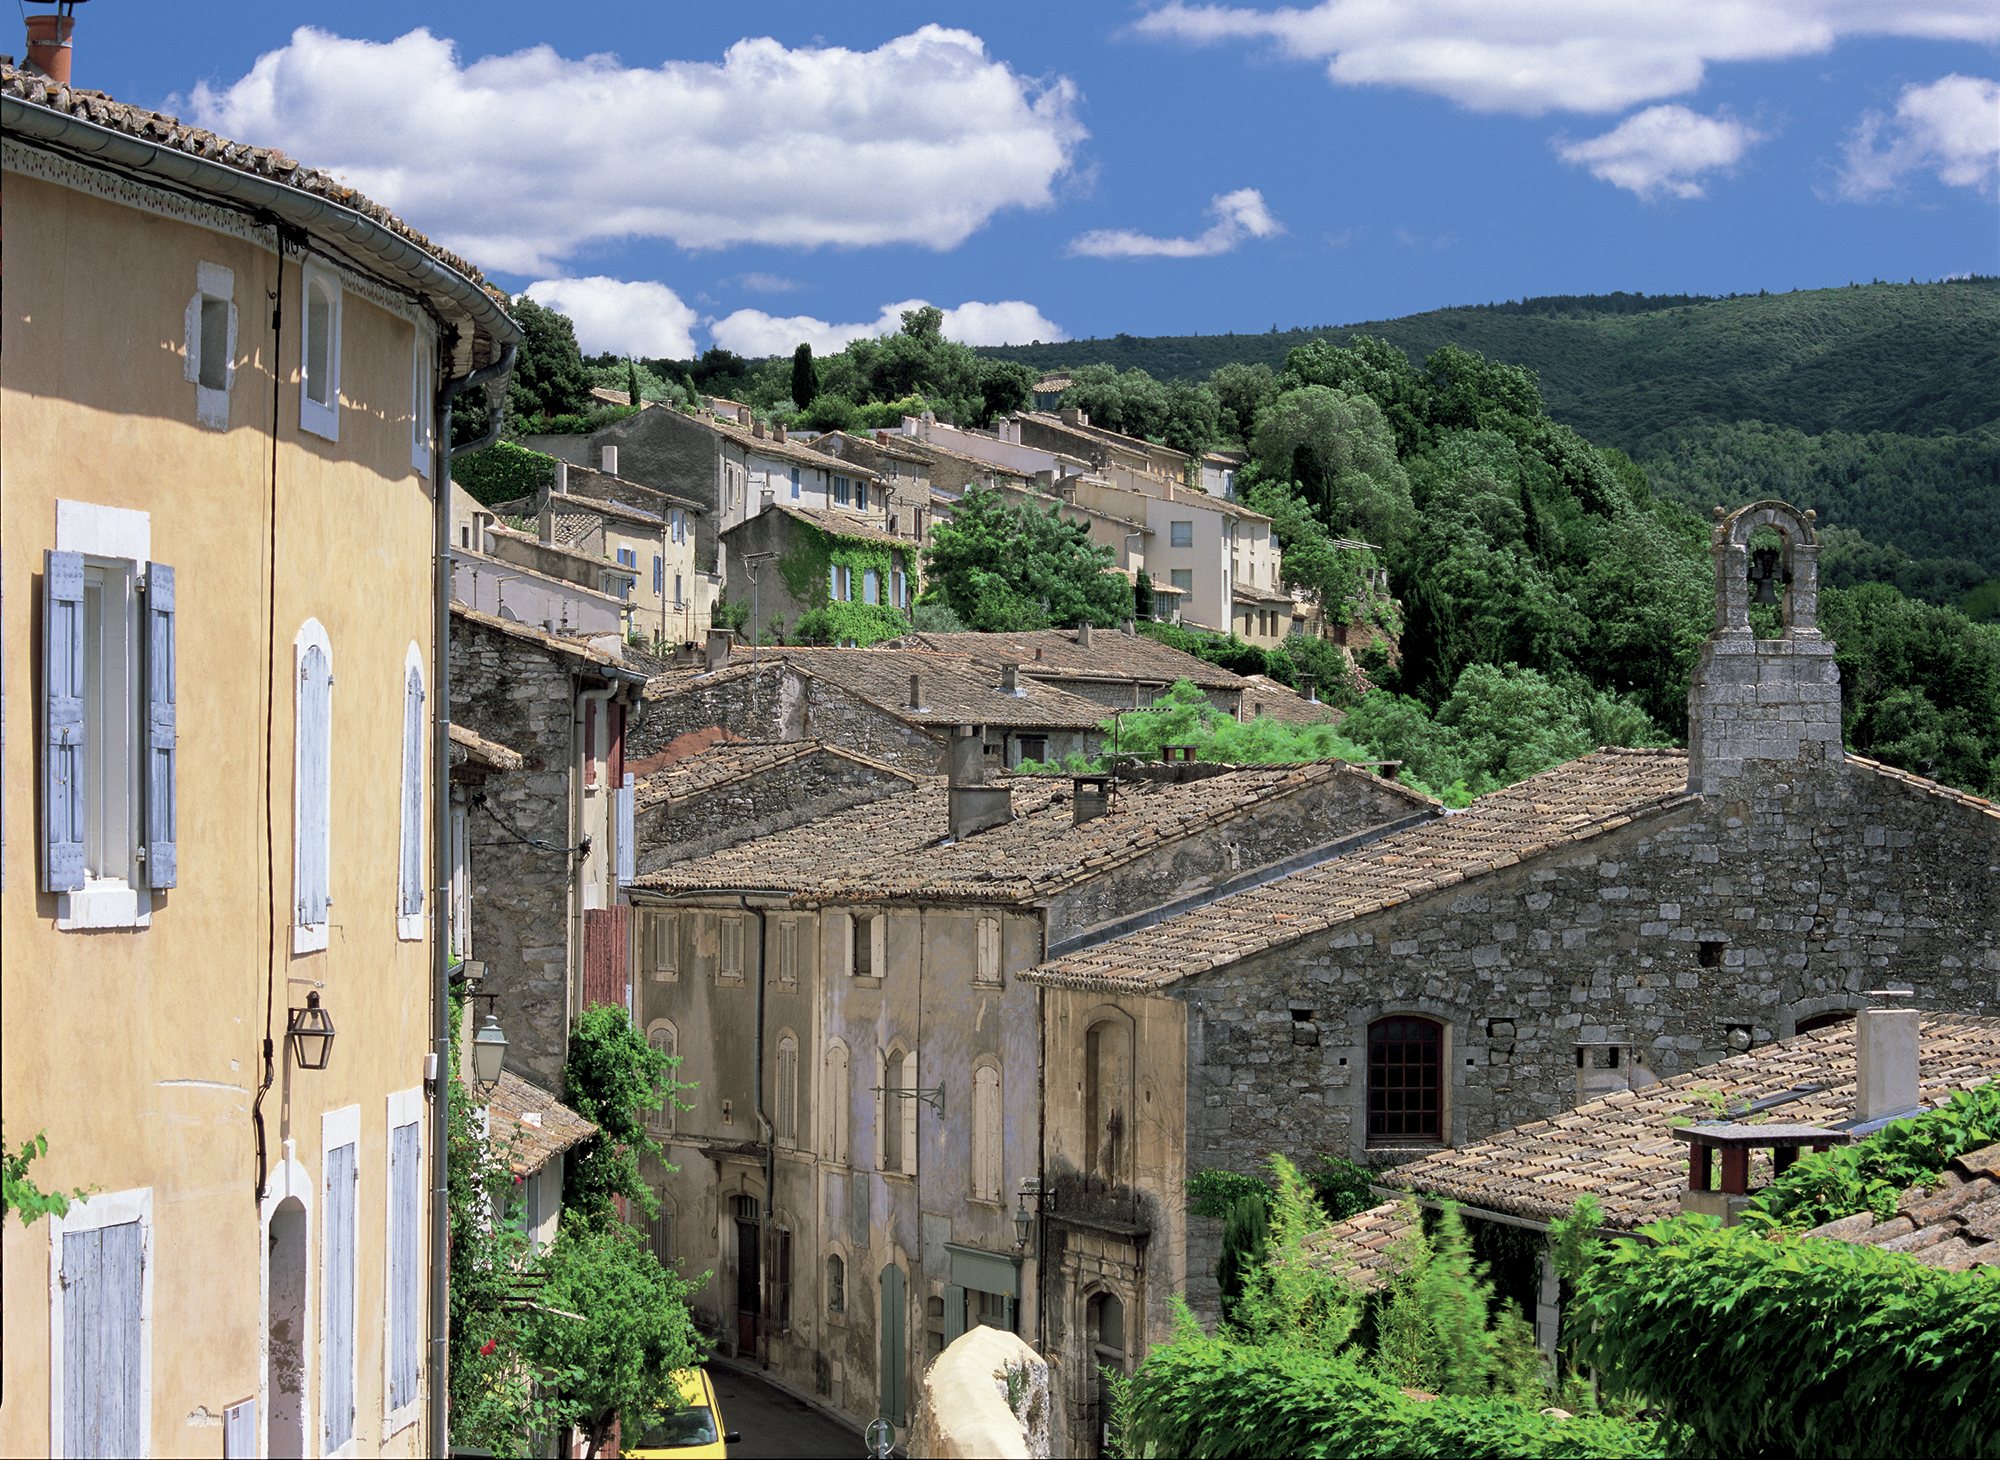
1083, 1016, 1133, 1184
1368, 1015, 1444, 1143
825, 1252, 846, 1314
822, 1042, 850, 1166
775, 1033, 799, 1147
1086, 1290, 1128, 1457
971, 1063, 1003, 1202
299, 264, 341, 439
396, 647, 425, 940
646, 1020, 678, 1134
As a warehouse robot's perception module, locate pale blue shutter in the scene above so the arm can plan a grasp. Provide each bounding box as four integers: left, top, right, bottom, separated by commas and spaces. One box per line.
828, 564, 839, 600
223, 1399, 257, 1456
61, 1221, 144, 1458
323, 1142, 357, 1450
142, 563, 177, 888
389, 1122, 421, 1410
400, 667, 424, 917
617, 772, 636, 885
43, 550, 86, 893
297, 643, 331, 927
863, 569, 880, 606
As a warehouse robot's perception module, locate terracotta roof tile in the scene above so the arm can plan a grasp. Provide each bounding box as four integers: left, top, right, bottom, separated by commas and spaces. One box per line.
904, 628, 1248, 692
635, 762, 1380, 904
486, 1070, 596, 1178
635, 740, 916, 811
449, 722, 524, 773
1239, 675, 1345, 727
1024, 749, 1691, 992
450, 603, 645, 680
770, 647, 1111, 730
726, 504, 911, 551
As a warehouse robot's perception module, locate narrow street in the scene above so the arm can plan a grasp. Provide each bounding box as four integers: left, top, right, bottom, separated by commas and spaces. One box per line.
707, 1360, 868, 1460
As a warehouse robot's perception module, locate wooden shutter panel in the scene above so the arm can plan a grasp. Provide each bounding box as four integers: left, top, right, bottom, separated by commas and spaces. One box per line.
616, 773, 636, 885
323, 1143, 357, 1450
42, 550, 86, 893
900, 1051, 919, 1176
389, 1122, 421, 1410
142, 563, 178, 888
943, 1284, 967, 1345
297, 643, 332, 928
222, 1399, 257, 1457
400, 667, 425, 917
582, 697, 597, 787
61, 1220, 144, 1458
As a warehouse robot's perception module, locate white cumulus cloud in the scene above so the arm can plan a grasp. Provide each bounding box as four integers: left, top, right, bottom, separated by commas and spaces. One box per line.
711, 299, 1066, 358
1133, 2, 2000, 115
182, 26, 1085, 275
524, 277, 700, 358
1068, 187, 1283, 258
1556, 107, 1763, 199
1839, 74, 2000, 199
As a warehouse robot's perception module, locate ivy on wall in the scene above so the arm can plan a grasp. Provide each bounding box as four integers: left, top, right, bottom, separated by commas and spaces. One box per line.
775, 519, 912, 646
452, 439, 560, 507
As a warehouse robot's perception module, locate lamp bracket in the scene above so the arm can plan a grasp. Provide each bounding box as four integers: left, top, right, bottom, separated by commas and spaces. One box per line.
871, 1082, 946, 1118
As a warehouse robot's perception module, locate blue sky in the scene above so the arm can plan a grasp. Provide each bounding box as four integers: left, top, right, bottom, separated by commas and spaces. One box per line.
67, 2, 2000, 359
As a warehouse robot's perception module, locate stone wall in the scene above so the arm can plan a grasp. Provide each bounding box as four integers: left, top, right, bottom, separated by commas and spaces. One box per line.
1173, 749, 2000, 1321
450, 618, 580, 1091
522, 408, 722, 523
635, 750, 917, 871
634, 662, 949, 775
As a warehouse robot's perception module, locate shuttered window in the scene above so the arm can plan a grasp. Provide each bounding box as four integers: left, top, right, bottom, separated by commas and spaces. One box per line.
975, 917, 1002, 986
397, 657, 425, 935
59, 1217, 145, 1458
322, 1140, 358, 1451
823, 1043, 850, 1165
387, 1120, 422, 1416
294, 623, 333, 951
899, 1050, 920, 1176
862, 568, 880, 606
43, 550, 87, 893
775, 1035, 799, 1146
646, 1022, 678, 1134
616, 773, 636, 886
140, 563, 177, 889
719, 914, 745, 978
972, 1064, 1002, 1202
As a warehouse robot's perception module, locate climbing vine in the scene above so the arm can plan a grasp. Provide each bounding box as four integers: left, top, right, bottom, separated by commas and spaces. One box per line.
775, 520, 911, 646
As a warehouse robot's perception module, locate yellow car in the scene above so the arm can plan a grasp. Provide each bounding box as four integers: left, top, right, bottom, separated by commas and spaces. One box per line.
626, 1368, 740, 1458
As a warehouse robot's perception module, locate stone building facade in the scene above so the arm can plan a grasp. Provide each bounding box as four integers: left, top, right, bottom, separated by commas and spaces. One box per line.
1018, 500, 2000, 1452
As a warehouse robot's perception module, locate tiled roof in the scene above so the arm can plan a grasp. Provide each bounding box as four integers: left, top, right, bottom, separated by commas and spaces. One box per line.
818, 431, 932, 466
706, 415, 883, 478
1806, 1141, 2000, 1271
486, 522, 639, 580
552, 491, 665, 529
1022, 749, 1694, 992
772, 648, 1111, 729
1019, 411, 1191, 467
726, 505, 911, 551
1239, 676, 1345, 727
904, 628, 1249, 692
448, 722, 524, 772
878, 432, 1049, 483
558, 462, 708, 517
1368, 1014, 2000, 1230
636, 761, 1380, 904
486, 1070, 597, 1178
450, 603, 645, 680
1, 64, 498, 300
635, 740, 916, 812
1311, 1200, 1417, 1287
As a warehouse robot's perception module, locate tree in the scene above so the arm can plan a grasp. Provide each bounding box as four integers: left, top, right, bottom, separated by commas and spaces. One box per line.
562, 1005, 685, 1225
1246, 480, 1371, 625
1210, 361, 1278, 446
507, 295, 593, 423
901, 304, 945, 343
1133, 567, 1157, 621
523, 1219, 704, 1459
790, 342, 819, 410
1249, 386, 1414, 555
919, 486, 1129, 631
975, 358, 1036, 428
1161, 379, 1222, 457
625, 357, 642, 408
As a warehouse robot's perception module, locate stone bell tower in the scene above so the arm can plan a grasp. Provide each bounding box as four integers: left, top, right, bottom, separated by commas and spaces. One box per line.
1686, 499, 1843, 794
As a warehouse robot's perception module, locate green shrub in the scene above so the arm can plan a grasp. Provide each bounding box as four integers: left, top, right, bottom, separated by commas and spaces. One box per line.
452, 439, 559, 508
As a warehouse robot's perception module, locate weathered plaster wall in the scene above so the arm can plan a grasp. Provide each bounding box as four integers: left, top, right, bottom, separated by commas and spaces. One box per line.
636, 753, 917, 871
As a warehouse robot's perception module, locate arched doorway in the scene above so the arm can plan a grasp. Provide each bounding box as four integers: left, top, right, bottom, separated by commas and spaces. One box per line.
267, 1197, 308, 1457
1086, 1290, 1127, 1457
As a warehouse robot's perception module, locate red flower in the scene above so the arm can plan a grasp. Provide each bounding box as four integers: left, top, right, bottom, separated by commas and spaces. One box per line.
480, 1340, 498, 1357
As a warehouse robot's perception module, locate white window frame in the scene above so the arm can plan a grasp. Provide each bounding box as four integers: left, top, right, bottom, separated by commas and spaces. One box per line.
54, 501, 154, 931
258, 1152, 316, 1459
719, 913, 746, 982
971, 1060, 1003, 1203
410, 329, 435, 475
648, 909, 681, 980
1170, 520, 1194, 548
975, 916, 1003, 987
294, 618, 334, 953
397, 643, 426, 941
184, 260, 238, 431
320, 1105, 361, 1459
299, 261, 343, 441
48, 1186, 155, 1459
383, 1086, 425, 1437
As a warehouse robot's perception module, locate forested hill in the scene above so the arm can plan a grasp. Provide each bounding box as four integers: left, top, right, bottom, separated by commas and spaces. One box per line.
980, 279, 2000, 452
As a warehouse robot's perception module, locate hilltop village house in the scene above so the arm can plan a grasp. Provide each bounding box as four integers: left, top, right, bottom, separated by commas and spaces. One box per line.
1015, 501, 2000, 1452
719, 503, 919, 647
1, 56, 520, 1458
622, 754, 1437, 1437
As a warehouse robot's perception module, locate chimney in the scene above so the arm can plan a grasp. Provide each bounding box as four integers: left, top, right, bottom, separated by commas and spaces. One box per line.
704, 628, 734, 672
1855, 993, 1920, 1125
999, 662, 1020, 696
774, 423, 788, 443
759, 488, 775, 515
753, 418, 767, 440
1123, 619, 1136, 636
536, 476, 555, 545
24, 3, 76, 87
600, 445, 619, 476
1077, 622, 1092, 649
945, 725, 1012, 839
738, 407, 752, 427
1060, 407, 1081, 427
908, 674, 923, 711
1071, 773, 1113, 826
1300, 674, 1317, 704
553, 460, 569, 495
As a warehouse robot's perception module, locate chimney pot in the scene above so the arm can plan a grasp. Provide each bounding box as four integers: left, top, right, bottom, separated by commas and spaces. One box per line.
775, 423, 787, 443
1071, 774, 1113, 826
1000, 662, 1020, 696
704, 628, 734, 673
1077, 622, 1092, 649
553, 460, 569, 495
24, 10, 75, 87
600, 445, 619, 476
753, 418, 766, 440
738, 406, 752, 427
1855, 997, 1920, 1124
946, 726, 1012, 838
908, 673, 922, 710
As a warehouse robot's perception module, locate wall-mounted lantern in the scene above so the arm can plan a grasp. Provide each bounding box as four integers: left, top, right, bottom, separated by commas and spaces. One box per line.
471, 1008, 508, 1093
286, 991, 336, 1071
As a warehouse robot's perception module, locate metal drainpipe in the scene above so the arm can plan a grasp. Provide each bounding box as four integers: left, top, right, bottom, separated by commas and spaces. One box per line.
430, 340, 518, 1456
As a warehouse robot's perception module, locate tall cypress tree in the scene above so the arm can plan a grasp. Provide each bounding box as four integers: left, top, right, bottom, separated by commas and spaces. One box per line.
791, 342, 819, 409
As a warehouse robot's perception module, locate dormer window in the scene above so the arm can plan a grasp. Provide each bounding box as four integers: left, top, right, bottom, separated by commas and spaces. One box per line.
299, 263, 342, 441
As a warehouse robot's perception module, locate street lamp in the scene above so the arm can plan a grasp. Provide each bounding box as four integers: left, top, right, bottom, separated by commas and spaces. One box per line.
286, 991, 337, 1071
471, 1009, 508, 1092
